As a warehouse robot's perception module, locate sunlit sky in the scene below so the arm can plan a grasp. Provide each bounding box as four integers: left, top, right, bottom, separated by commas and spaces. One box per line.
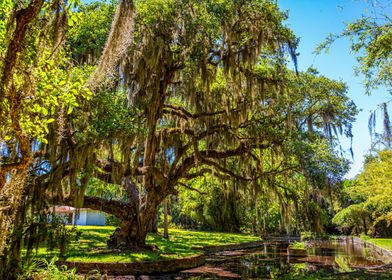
278, 0, 391, 178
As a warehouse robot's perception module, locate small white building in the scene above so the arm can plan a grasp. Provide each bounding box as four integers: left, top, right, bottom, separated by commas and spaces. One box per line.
52, 206, 106, 226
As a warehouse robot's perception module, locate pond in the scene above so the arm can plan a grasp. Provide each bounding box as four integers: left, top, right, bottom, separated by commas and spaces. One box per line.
136, 238, 391, 279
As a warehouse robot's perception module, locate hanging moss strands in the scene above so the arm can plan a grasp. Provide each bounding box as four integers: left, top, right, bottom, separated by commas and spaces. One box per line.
0, 1, 360, 278
89, 0, 135, 88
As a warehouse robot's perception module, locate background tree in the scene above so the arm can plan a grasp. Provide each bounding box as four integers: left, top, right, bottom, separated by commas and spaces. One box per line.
173, 68, 355, 235
67, 0, 116, 64
333, 150, 392, 236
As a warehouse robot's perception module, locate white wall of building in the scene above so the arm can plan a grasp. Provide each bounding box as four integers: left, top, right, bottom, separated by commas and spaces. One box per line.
86, 210, 106, 226
52, 207, 106, 226
73, 210, 87, 225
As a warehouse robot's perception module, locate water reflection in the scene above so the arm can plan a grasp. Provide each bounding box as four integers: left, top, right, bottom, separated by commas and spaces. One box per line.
126, 239, 390, 279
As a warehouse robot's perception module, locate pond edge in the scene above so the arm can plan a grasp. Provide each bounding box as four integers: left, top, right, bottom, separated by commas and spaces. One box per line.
63, 240, 264, 275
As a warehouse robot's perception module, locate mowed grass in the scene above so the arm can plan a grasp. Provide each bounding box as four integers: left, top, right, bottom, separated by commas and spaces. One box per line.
363, 237, 392, 251
34, 226, 260, 263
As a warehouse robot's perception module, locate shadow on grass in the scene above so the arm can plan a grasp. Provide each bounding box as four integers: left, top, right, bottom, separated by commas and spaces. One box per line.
34, 227, 259, 263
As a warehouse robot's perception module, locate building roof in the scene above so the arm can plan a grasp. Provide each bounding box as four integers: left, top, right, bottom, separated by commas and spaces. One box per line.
51, 206, 90, 213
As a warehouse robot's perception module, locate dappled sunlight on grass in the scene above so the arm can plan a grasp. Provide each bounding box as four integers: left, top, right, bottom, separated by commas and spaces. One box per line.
158, 228, 259, 249
70, 226, 115, 251
42, 226, 260, 263
67, 251, 160, 263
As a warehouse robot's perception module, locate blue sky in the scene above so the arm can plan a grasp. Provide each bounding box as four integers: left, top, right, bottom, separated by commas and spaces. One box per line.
277, 0, 391, 178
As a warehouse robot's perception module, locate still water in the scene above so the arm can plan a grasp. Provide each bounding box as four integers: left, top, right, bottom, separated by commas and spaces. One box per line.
144, 238, 390, 279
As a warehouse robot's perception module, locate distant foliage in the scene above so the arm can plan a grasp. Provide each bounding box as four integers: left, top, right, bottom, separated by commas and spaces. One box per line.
334, 150, 392, 236
67, 0, 116, 64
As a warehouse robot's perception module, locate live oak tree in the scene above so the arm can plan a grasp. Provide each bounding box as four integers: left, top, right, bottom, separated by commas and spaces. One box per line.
246, 68, 356, 235
24, 0, 300, 249
177, 68, 356, 235
14, 0, 356, 250
0, 3, 358, 279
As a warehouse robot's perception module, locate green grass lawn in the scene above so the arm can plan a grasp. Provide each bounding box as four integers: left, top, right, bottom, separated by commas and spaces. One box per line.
32, 226, 260, 263
361, 236, 392, 251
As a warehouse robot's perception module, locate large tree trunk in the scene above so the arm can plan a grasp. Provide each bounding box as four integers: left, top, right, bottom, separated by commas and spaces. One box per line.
148, 214, 158, 233
108, 219, 149, 248
0, 171, 30, 280
111, 197, 167, 249
77, 182, 166, 249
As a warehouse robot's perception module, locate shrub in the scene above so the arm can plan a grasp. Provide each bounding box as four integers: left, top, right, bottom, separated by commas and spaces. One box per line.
19, 258, 78, 280
300, 231, 315, 241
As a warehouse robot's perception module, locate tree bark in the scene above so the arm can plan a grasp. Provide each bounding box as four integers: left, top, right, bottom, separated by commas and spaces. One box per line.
163, 197, 169, 239
0, 0, 44, 105
254, 194, 259, 235
108, 220, 148, 248
148, 214, 158, 233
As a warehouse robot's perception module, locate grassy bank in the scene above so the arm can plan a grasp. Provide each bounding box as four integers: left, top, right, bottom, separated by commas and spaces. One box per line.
33, 226, 260, 263
361, 236, 392, 252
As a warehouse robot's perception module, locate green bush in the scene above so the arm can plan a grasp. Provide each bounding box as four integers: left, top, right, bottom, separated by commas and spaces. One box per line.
300, 231, 315, 241
46, 214, 81, 261
19, 258, 78, 280
105, 214, 121, 227
289, 241, 305, 249
300, 231, 330, 241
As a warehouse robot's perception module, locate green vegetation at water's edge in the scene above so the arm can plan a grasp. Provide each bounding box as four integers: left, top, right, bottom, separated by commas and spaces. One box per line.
361, 235, 392, 252
289, 242, 305, 249
278, 270, 392, 280
32, 226, 260, 263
